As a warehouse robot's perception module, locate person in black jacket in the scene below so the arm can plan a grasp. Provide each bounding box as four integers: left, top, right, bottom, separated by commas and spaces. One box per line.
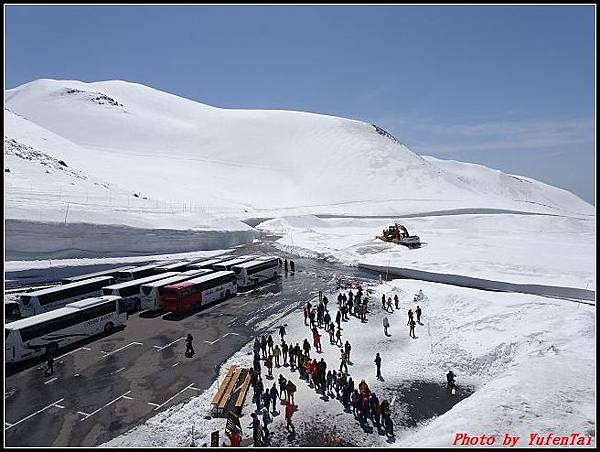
374, 352, 382, 379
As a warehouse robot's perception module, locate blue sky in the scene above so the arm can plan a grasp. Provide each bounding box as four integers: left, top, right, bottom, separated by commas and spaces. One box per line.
5, 5, 596, 203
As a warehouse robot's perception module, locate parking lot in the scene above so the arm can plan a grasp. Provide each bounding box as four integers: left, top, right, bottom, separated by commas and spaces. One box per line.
5, 245, 372, 447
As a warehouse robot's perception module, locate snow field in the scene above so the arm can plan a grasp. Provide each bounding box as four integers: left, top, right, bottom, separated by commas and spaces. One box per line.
104, 279, 595, 447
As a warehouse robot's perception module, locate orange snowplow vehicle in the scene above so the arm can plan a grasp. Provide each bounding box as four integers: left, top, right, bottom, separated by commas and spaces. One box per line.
376, 223, 421, 248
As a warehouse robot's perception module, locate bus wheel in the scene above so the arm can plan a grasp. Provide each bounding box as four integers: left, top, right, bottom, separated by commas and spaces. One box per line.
46, 343, 58, 356
225, 290, 231, 297
135, 300, 141, 311
104, 322, 114, 332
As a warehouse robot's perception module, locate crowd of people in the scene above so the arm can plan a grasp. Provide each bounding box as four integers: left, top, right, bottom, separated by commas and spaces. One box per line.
228, 282, 450, 447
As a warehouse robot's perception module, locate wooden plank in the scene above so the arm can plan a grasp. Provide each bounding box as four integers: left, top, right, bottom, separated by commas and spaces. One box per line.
218, 367, 242, 409
211, 366, 236, 407
234, 373, 252, 409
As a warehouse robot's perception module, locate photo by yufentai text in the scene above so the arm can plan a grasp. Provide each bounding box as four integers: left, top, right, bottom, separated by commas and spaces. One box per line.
453, 433, 594, 447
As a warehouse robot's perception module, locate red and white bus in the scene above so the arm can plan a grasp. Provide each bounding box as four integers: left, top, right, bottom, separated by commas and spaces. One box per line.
160, 271, 237, 314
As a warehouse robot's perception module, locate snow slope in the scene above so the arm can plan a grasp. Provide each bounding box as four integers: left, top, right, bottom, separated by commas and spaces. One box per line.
5, 79, 594, 219
258, 214, 596, 291
104, 280, 595, 447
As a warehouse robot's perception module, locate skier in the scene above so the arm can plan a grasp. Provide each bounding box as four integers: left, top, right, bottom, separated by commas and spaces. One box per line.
375, 352, 382, 379
416, 305, 422, 323
409, 318, 416, 338
279, 325, 286, 342
394, 294, 399, 309
344, 341, 352, 363
273, 344, 281, 367
185, 333, 195, 357
383, 316, 390, 336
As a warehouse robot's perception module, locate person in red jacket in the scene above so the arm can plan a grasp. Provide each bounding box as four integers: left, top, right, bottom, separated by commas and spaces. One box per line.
226, 428, 241, 447
285, 399, 296, 433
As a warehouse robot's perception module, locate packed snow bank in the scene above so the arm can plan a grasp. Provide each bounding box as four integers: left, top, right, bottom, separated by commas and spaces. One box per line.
104, 279, 595, 447
5, 219, 257, 260
258, 214, 596, 290
5, 79, 594, 218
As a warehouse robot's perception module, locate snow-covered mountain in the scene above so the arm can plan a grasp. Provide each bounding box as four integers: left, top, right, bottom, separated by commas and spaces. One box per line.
5, 79, 594, 218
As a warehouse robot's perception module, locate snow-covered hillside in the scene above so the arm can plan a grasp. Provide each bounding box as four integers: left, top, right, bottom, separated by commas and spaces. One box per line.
4, 79, 594, 258
5, 79, 594, 218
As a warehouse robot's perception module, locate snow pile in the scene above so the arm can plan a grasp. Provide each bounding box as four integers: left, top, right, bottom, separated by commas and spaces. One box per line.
258, 214, 596, 291
104, 279, 595, 447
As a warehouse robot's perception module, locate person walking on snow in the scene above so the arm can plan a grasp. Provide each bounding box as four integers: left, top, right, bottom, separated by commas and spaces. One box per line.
282, 341, 289, 365
284, 259, 288, 273
409, 318, 416, 338
374, 352, 382, 379
303, 338, 311, 357
335, 326, 343, 346
407, 309, 414, 325
267, 335, 274, 355
285, 399, 296, 433
278, 374, 287, 400
344, 341, 352, 363
416, 305, 422, 323
290, 260, 295, 273
279, 325, 286, 342
394, 294, 399, 309
387, 297, 393, 312
273, 344, 281, 367
45, 352, 55, 377
339, 350, 349, 373
383, 316, 390, 336
269, 383, 278, 412
381, 294, 386, 309
303, 306, 309, 326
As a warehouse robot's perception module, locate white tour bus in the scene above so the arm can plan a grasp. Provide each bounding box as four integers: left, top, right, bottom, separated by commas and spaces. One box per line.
139, 269, 212, 311
154, 261, 193, 273
18, 276, 115, 317
231, 256, 282, 288
5, 300, 22, 323
211, 255, 261, 271
113, 264, 170, 282
5, 296, 127, 364
102, 272, 180, 312
60, 266, 136, 284
186, 255, 233, 270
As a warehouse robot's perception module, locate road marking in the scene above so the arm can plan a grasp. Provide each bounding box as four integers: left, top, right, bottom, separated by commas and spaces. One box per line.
5, 398, 64, 431
101, 342, 142, 358
122, 395, 134, 400
149, 384, 197, 411
44, 377, 58, 385
113, 367, 126, 375
203, 333, 241, 345
238, 300, 254, 308
147, 402, 160, 407
153, 336, 185, 351
57, 346, 91, 359
188, 386, 201, 392
171, 362, 180, 368
54, 404, 65, 409
79, 391, 132, 421
5, 422, 13, 428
